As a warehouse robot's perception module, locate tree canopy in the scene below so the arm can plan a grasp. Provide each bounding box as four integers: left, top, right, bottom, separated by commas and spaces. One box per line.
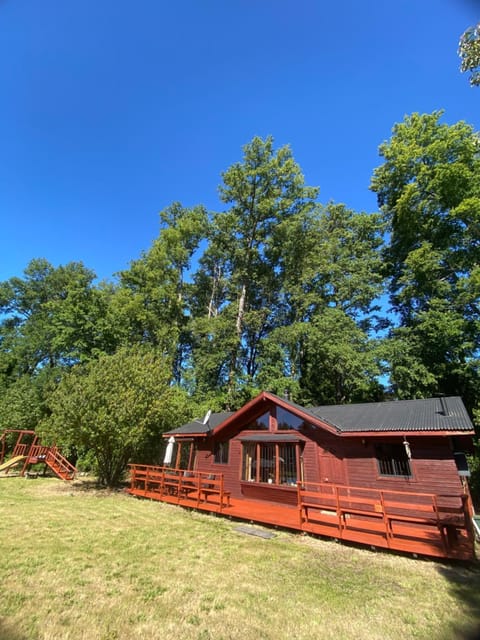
371, 112, 480, 407
459, 22, 480, 86
1, 119, 479, 484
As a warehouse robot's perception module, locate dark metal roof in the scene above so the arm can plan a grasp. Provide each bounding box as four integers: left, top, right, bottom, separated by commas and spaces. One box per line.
165, 412, 234, 436
308, 396, 473, 433
166, 395, 473, 438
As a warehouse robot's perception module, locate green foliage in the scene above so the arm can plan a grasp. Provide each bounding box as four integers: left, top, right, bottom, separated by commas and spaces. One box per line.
255, 202, 385, 405
259, 309, 384, 406
0, 372, 50, 430
277, 203, 385, 323
0, 258, 112, 374
42, 346, 191, 486
371, 112, 480, 410
459, 22, 480, 86
466, 453, 480, 507
118, 202, 208, 381
190, 136, 319, 406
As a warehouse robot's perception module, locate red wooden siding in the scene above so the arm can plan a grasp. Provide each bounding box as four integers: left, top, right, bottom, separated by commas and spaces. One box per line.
193, 430, 465, 504
341, 437, 465, 496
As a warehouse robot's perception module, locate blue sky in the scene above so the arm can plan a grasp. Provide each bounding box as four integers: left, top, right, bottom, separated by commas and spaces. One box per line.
1, 0, 478, 283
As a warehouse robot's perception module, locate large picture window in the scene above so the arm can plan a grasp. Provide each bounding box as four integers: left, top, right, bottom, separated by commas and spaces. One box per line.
375, 443, 412, 477
242, 442, 299, 485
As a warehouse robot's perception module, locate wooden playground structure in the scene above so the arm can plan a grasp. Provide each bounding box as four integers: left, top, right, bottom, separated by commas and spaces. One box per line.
0, 429, 77, 481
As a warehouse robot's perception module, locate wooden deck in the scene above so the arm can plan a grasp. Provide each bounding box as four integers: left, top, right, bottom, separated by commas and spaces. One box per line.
128, 464, 475, 561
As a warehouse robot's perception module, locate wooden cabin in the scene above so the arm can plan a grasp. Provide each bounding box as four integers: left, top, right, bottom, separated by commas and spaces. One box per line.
129, 392, 476, 560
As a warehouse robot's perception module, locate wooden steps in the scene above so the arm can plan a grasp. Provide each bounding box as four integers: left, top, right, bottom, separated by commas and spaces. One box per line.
43, 447, 77, 480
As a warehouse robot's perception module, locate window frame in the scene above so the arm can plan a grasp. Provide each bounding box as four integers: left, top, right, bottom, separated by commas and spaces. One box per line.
375, 442, 413, 478
213, 441, 229, 465
241, 441, 300, 486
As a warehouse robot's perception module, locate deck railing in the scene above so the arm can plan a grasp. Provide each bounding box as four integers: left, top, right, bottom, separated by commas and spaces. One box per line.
127, 465, 474, 560
297, 481, 473, 556
129, 464, 231, 511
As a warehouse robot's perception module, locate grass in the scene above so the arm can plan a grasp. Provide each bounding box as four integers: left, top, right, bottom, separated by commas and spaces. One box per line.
0, 476, 479, 640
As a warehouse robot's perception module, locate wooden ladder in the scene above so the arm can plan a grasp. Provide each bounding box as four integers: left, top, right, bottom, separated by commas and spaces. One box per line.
45, 447, 77, 480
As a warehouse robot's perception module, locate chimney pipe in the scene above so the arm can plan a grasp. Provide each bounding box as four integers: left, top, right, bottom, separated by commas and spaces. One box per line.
439, 396, 450, 416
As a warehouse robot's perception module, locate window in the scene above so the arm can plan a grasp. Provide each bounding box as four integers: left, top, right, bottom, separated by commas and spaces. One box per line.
375, 443, 412, 477
213, 441, 229, 465
243, 411, 270, 430
453, 452, 470, 477
277, 407, 309, 431
279, 443, 297, 484
176, 440, 196, 470
242, 442, 299, 485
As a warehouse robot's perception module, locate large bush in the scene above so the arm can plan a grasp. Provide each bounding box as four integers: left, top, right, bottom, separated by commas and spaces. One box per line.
42, 346, 191, 487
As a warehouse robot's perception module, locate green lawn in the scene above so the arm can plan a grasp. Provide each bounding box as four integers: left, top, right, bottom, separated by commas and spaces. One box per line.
0, 476, 479, 640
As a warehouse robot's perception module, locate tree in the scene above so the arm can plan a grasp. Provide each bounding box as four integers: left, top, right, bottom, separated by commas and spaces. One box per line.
42, 346, 191, 487
459, 22, 480, 86
371, 111, 480, 410
190, 136, 318, 406
118, 202, 207, 382
276, 202, 385, 324
256, 203, 385, 404
0, 371, 53, 430
0, 258, 106, 375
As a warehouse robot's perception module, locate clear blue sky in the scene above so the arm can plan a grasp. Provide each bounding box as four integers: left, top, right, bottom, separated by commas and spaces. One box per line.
1, 0, 478, 282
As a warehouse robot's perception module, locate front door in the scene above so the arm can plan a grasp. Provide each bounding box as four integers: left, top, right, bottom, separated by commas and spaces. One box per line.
319, 451, 345, 485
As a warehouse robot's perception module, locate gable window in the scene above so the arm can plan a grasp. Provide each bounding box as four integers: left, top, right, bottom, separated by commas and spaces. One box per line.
243, 411, 270, 430
375, 443, 412, 477
213, 441, 229, 465
277, 407, 310, 431
242, 441, 299, 486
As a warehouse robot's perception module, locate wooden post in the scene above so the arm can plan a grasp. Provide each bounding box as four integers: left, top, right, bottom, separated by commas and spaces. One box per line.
220, 474, 224, 513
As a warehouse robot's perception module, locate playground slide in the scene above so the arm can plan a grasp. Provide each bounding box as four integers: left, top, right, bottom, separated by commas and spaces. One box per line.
0, 455, 26, 472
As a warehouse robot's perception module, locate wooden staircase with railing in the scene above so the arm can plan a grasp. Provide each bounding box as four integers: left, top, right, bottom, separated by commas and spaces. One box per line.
44, 446, 77, 480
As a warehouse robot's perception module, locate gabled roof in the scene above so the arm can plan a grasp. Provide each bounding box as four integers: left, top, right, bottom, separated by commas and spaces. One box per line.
165, 393, 474, 438
165, 412, 233, 436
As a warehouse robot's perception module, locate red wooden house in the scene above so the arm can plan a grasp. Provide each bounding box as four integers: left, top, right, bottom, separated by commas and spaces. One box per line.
129, 392, 476, 560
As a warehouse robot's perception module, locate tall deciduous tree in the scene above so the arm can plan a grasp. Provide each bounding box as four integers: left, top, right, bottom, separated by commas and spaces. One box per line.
0, 259, 104, 375
0, 259, 121, 430
257, 203, 385, 404
191, 136, 318, 407
118, 202, 207, 382
371, 111, 480, 409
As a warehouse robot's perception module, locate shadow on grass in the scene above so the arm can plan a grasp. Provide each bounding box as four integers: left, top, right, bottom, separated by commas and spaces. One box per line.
0, 618, 27, 640
68, 477, 128, 495
437, 562, 480, 639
